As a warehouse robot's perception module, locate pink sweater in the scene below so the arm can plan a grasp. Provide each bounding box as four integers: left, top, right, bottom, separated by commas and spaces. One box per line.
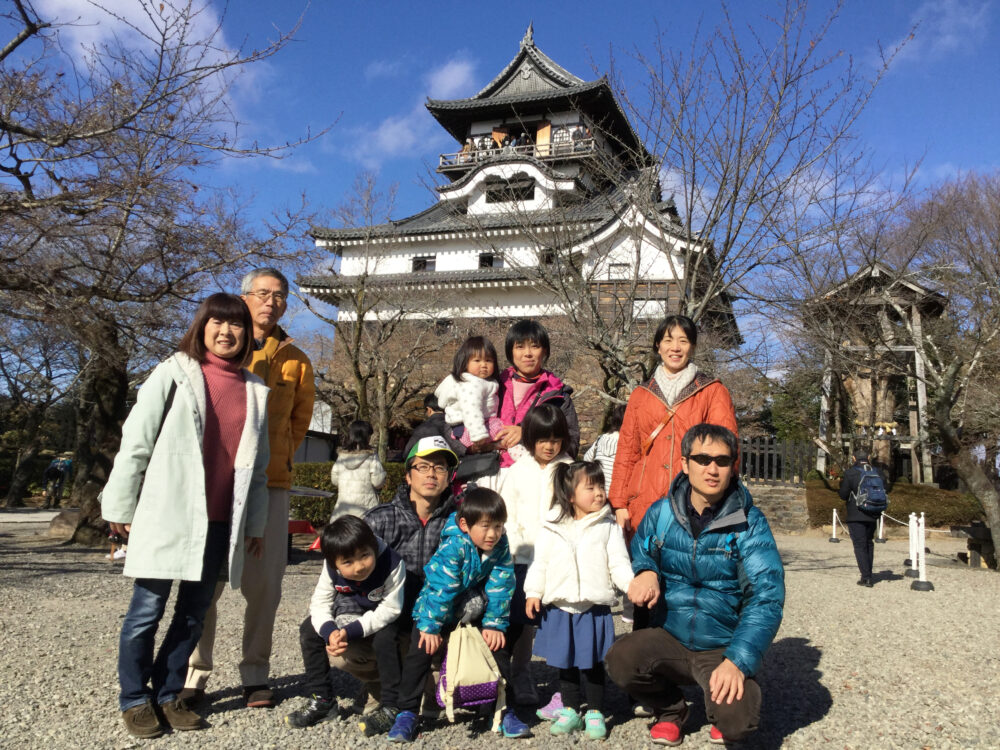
201, 352, 247, 522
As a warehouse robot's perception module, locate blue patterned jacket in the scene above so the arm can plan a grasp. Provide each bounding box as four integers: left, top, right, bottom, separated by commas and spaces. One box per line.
413, 513, 514, 635
631, 474, 785, 678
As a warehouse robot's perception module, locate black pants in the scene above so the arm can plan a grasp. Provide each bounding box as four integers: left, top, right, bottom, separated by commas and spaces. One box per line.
560, 665, 605, 712
605, 628, 760, 741
395, 623, 521, 713
847, 521, 876, 579
298, 616, 404, 704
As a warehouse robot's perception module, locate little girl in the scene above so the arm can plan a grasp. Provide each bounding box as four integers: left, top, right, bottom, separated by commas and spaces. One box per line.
329, 420, 386, 520
434, 336, 511, 454
524, 461, 634, 740
497, 404, 572, 705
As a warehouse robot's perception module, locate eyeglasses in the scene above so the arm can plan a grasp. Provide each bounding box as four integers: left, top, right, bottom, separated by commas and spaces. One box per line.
246, 290, 288, 302
686, 454, 735, 468
410, 463, 449, 476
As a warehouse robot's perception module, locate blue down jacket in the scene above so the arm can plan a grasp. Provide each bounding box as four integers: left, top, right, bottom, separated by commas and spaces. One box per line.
631, 474, 785, 677
413, 513, 514, 635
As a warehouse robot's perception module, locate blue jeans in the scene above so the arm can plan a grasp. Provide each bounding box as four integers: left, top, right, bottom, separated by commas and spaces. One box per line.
118, 522, 229, 711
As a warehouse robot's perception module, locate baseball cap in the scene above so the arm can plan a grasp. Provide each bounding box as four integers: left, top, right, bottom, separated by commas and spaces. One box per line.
405, 435, 459, 468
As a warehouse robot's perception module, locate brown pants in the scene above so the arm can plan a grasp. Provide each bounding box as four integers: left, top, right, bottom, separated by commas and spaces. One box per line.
605, 627, 761, 741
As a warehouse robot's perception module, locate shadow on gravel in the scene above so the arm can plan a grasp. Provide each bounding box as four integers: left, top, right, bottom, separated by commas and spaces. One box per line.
679, 637, 831, 749
778, 548, 855, 573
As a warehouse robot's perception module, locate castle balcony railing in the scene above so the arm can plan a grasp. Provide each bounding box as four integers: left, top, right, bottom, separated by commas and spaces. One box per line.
438, 138, 619, 176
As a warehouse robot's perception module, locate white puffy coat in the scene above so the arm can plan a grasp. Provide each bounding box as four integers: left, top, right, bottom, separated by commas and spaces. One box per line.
330, 451, 387, 520
434, 373, 498, 442
498, 452, 572, 565
523, 504, 634, 613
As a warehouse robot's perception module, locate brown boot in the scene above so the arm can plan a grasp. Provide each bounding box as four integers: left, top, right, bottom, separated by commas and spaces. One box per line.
160, 698, 208, 731
122, 700, 165, 739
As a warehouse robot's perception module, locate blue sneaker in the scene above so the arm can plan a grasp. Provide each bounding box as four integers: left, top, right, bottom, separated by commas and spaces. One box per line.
500, 710, 532, 739
536, 692, 564, 721
387, 710, 419, 743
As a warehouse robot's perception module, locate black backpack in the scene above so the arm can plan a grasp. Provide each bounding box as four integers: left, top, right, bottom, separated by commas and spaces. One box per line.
853, 463, 888, 514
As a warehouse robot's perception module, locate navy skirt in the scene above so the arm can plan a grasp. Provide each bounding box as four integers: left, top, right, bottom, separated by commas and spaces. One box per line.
532, 605, 615, 670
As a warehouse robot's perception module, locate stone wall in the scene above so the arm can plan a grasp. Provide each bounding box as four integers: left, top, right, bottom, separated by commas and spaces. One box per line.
745, 482, 809, 534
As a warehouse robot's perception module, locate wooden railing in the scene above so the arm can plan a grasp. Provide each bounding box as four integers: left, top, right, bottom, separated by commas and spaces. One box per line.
438, 138, 615, 171
739, 438, 813, 486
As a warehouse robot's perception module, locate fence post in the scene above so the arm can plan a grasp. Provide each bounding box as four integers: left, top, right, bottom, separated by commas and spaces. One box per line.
904, 513, 919, 576
875, 512, 886, 543
911, 512, 935, 591
829, 509, 841, 543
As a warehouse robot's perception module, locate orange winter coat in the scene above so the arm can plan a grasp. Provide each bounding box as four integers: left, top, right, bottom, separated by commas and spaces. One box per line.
609, 372, 738, 533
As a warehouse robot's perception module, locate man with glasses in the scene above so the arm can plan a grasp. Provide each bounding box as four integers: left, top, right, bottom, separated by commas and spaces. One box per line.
606, 423, 784, 747
183, 267, 315, 709
320, 436, 459, 721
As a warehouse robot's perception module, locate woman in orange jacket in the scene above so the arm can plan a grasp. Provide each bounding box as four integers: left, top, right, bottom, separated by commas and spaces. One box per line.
609, 315, 738, 536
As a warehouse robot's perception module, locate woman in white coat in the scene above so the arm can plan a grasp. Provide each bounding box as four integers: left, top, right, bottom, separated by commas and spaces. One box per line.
102, 294, 270, 739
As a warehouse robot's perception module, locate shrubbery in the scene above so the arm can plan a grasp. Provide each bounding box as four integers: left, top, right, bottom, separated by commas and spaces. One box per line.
806, 479, 983, 529
290, 460, 407, 527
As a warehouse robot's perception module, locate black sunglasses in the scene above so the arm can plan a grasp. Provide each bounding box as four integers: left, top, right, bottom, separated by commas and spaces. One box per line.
685, 453, 735, 468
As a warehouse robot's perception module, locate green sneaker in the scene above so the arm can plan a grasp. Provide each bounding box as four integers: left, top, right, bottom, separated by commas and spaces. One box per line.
549, 707, 583, 736
584, 710, 607, 740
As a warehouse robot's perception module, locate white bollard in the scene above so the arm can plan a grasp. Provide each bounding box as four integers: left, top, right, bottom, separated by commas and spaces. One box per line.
911, 512, 935, 591
875, 512, 887, 543
829, 509, 841, 543
904, 512, 918, 575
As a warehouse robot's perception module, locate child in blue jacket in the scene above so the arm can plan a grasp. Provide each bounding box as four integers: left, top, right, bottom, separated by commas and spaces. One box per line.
387, 488, 531, 743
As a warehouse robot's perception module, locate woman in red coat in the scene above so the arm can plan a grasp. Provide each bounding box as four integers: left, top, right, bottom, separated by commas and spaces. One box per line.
609, 315, 738, 536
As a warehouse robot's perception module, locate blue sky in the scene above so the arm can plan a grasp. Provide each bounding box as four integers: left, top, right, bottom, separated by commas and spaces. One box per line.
208, 0, 1000, 225
28, 0, 1000, 263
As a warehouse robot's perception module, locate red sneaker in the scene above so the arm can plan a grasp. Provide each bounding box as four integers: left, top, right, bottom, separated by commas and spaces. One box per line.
650, 720, 683, 746
709, 725, 729, 744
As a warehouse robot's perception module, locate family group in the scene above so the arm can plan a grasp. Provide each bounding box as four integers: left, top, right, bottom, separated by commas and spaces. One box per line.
101, 274, 786, 747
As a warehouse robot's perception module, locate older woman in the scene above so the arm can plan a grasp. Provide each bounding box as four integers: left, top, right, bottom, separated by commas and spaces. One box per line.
102, 294, 270, 739
609, 315, 738, 536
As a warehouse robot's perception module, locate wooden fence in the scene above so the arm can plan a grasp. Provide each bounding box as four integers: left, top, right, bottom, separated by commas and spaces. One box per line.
739, 438, 812, 486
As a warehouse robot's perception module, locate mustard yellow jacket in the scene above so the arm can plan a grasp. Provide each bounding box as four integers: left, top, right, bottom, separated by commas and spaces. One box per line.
250, 326, 315, 488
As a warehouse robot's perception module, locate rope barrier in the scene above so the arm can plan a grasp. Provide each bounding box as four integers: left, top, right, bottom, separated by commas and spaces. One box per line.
877, 512, 952, 532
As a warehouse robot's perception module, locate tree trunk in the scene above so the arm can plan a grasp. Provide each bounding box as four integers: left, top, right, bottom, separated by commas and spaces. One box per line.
934, 376, 1000, 569
67, 327, 130, 545
3, 405, 44, 508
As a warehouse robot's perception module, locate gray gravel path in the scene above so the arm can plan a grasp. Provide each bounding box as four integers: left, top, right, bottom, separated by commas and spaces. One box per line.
1, 514, 997, 749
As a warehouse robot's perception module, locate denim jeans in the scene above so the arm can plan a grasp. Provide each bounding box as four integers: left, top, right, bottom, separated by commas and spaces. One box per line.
118, 522, 229, 711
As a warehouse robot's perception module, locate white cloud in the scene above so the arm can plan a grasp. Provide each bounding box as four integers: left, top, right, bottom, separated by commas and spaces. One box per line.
425, 57, 477, 99
346, 56, 478, 168
365, 59, 405, 80
892, 0, 992, 64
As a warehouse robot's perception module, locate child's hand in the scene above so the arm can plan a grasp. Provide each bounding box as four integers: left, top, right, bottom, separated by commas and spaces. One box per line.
481, 628, 506, 651
109, 522, 131, 538
496, 425, 522, 449
525, 597, 541, 619
326, 629, 347, 657
628, 570, 660, 607
418, 631, 442, 655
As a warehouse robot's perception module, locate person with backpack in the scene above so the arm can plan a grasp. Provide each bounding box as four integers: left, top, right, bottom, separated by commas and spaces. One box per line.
838, 448, 889, 588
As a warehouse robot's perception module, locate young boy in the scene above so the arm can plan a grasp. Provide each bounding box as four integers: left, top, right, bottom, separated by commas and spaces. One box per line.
285, 516, 406, 736
387, 488, 531, 743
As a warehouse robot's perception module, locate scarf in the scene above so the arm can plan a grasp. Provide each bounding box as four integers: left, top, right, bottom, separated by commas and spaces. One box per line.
654, 362, 698, 407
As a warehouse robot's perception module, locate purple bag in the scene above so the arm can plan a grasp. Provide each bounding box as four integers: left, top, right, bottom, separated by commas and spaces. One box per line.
434, 624, 506, 730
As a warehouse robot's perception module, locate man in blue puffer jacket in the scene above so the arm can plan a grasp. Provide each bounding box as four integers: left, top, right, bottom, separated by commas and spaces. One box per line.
606, 423, 784, 747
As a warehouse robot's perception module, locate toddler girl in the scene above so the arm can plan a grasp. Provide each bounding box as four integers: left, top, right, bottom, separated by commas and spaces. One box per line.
524, 461, 634, 740
329, 420, 387, 520
434, 336, 513, 455
497, 404, 572, 705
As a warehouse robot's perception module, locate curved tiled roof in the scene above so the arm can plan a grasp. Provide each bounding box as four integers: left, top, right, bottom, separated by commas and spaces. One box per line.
436, 155, 583, 194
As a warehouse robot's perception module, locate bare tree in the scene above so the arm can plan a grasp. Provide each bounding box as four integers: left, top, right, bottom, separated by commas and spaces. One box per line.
0, 1, 322, 542
303, 173, 455, 461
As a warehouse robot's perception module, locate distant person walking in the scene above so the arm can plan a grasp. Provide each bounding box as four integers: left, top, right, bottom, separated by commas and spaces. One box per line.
838, 449, 888, 587
185, 267, 315, 709
330, 420, 387, 520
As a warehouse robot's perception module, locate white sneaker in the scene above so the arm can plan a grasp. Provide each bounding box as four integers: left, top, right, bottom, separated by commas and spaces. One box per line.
633, 703, 654, 717
113, 548, 127, 560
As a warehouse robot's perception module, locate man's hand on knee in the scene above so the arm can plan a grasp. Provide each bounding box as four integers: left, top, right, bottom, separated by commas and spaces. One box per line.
709, 658, 744, 705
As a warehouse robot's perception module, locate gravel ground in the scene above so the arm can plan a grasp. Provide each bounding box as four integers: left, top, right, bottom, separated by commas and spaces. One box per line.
1, 513, 998, 750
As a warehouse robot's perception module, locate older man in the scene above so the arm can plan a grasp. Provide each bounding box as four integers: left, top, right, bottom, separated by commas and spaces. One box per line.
184, 268, 315, 708
606, 423, 784, 746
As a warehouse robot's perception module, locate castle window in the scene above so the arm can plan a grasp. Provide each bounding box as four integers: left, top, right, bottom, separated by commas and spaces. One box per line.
540, 249, 556, 265
479, 252, 503, 268
412, 255, 436, 272
608, 263, 629, 279
485, 176, 536, 203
